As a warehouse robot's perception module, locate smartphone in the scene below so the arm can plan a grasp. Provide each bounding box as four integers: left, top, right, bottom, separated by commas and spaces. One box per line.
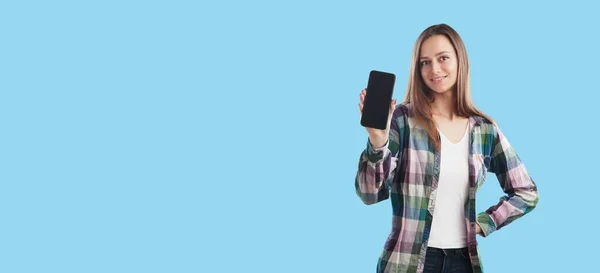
360, 70, 396, 130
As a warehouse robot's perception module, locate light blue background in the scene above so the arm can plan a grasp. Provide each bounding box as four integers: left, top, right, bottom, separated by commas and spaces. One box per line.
1, 1, 598, 272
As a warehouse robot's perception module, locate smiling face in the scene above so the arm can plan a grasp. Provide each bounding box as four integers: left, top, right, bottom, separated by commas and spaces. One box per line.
419, 34, 458, 95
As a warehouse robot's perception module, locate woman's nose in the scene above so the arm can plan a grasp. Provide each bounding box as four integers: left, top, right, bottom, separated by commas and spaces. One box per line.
432, 61, 441, 73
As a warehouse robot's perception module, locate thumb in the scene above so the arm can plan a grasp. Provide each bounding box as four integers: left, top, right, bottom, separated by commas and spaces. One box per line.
387, 98, 397, 127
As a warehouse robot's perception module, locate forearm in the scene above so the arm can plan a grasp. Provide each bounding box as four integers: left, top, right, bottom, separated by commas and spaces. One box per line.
354, 140, 396, 205
477, 165, 539, 237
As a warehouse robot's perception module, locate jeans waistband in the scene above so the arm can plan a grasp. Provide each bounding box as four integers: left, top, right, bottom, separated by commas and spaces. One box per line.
426, 246, 469, 257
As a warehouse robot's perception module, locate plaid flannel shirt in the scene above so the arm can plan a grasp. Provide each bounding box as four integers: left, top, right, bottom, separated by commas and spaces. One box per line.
355, 103, 539, 273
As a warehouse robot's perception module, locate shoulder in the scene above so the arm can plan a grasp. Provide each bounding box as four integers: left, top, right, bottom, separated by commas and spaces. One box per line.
392, 102, 412, 120
470, 114, 507, 146
390, 102, 412, 129
471, 113, 496, 130
394, 102, 410, 115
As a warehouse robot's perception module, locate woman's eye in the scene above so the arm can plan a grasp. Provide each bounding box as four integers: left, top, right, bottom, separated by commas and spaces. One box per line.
421, 61, 430, 66
440, 56, 449, 61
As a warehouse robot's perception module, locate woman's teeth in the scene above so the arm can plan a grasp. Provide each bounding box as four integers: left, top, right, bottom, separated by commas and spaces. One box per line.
432, 76, 446, 84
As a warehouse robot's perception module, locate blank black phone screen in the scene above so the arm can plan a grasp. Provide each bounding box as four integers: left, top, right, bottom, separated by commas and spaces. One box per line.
360, 70, 396, 130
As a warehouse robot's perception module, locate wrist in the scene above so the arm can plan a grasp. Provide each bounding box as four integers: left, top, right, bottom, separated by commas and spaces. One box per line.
368, 136, 388, 149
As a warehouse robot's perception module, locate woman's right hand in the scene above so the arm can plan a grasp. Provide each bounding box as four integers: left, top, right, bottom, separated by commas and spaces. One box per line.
359, 89, 396, 149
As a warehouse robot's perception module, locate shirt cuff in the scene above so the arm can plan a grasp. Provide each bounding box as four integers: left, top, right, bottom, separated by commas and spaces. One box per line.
476, 212, 498, 238
366, 139, 389, 163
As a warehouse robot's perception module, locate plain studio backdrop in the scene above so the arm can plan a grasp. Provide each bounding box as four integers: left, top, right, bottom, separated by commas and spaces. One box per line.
1, 1, 598, 272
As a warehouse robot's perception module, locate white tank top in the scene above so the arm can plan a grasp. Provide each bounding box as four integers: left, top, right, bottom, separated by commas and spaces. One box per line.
428, 123, 470, 249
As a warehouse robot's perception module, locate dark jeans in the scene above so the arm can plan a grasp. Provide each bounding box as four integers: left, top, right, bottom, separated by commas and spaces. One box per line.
423, 247, 473, 273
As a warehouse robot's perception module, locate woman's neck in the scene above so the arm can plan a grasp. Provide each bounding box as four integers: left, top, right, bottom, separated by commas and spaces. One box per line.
430, 91, 458, 121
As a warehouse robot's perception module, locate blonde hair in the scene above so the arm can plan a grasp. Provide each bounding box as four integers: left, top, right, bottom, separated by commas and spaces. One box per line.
402, 24, 494, 151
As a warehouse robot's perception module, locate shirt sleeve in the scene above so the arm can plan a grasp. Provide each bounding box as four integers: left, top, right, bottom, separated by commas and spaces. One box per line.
476, 125, 539, 237
354, 105, 405, 205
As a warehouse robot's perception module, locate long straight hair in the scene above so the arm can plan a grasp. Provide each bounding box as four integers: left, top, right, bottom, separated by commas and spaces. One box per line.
402, 24, 494, 151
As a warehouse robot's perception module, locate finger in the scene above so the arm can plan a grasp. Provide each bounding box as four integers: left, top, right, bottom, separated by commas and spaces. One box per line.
388, 99, 396, 120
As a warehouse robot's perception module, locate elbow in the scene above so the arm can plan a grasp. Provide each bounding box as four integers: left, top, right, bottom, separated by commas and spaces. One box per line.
521, 185, 539, 213
360, 197, 378, 206
356, 190, 377, 205
530, 189, 539, 211
355, 188, 387, 206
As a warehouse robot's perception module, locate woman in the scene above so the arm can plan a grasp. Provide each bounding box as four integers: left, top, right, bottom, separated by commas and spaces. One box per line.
355, 24, 539, 273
